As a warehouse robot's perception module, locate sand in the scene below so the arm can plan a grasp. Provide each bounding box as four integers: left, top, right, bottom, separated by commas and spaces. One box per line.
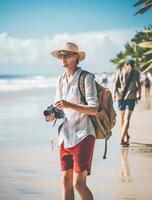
0, 87, 152, 200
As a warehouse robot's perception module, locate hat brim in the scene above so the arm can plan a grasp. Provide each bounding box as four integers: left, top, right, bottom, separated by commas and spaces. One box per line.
51, 50, 85, 61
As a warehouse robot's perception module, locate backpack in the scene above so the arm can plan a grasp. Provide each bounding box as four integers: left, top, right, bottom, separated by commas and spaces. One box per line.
78, 70, 117, 158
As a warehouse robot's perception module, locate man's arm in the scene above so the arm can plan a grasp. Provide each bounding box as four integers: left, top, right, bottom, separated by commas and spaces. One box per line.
136, 72, 142, 100
55, 100, 98, 116
113, 70, 120, 101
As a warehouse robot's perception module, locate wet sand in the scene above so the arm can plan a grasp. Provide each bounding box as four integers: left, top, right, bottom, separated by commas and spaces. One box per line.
130, 96, 152, 144
0, 88, 152, 200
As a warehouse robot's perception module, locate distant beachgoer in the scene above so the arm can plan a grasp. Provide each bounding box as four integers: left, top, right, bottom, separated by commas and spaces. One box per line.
113, 59, 141, 147
144, 74, 151, 97
45, 42, 98, 200
101, 72, 108, 87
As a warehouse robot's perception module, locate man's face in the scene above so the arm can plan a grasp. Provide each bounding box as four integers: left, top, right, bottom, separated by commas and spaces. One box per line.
58, 51, 79, 67
124, 63, 132, 72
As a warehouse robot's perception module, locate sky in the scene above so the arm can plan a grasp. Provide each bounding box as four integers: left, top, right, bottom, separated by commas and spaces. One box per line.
0, 0, 152, 75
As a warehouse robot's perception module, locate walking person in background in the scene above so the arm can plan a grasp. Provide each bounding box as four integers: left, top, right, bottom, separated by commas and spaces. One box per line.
113, 59, 141, 147
101, 72, 108, 87
45, 42, 98, 200
144, 73, 151, 98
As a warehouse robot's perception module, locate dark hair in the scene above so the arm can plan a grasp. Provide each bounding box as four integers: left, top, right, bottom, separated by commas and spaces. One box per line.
74, 53, 79, 65
76, 58, 79, 65
126, 59, 135, 69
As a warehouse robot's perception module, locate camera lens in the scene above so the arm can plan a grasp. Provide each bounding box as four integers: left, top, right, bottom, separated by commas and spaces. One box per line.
43, 110, 50, 116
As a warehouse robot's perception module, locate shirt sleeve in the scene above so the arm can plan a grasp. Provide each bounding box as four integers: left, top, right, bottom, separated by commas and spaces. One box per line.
113, 70, 121, 92
135, 71, 141, 90
84, 73, 99, 106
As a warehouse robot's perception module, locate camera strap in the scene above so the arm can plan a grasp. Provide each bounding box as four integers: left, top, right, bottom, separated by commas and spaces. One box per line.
121, 70, 135, 100
53, 118, 57, 127
58, 122, 64, 135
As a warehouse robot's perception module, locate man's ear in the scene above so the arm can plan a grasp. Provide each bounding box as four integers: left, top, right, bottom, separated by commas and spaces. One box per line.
75, 54, 79, 60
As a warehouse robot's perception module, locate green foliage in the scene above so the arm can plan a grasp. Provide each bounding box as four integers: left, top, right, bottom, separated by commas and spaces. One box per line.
111, 25, 152, 73
134, 0, 152, 15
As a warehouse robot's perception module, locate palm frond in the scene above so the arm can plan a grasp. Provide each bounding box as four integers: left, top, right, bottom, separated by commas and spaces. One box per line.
138, 42, 152, 48
141, 63, 152, 73
142, 29, 152, 33
134, 0, 148, 7
139, 58, 152, 68
134, 0, 152, 15
144, 49, 152, 55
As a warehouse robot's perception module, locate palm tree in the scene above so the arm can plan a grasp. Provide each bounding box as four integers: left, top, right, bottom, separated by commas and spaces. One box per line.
111, 26, 152, 73
134, 0, 152, 15
110, 51, 126, 69
111, 2, 152, 72
137, 26, 152, 73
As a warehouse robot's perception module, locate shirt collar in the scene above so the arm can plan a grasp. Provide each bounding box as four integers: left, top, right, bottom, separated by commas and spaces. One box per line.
64, 67, 82, 84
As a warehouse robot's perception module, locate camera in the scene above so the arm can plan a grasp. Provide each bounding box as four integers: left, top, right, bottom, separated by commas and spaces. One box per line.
43, 105, 64, 119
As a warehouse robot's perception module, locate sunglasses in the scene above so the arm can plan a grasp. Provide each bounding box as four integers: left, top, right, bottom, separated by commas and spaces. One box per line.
58, 52, 77, 59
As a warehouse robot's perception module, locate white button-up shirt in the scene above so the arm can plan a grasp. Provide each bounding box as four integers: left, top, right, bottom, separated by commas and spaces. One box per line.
54, 67, 98, 148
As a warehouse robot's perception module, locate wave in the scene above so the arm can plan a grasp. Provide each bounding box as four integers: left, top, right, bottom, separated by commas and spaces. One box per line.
0, 75, 57, 92
0, 73, 115, 92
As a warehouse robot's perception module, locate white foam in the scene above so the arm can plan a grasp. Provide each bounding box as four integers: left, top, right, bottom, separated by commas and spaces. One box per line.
0, 76, 57, 92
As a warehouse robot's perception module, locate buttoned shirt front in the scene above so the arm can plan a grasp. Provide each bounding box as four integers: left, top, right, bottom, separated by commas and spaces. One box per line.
54, 67, 98, 148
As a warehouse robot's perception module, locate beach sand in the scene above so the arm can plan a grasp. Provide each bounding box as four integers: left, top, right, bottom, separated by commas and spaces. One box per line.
0, 87, 152, 200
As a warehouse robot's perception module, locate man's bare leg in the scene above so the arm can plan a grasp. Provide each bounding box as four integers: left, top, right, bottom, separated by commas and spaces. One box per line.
62, 169, 74, 200
120, 110, 132, 144
73, 170, 93, 200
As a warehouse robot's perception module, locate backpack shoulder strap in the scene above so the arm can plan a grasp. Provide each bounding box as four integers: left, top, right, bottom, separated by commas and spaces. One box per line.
122, 70, 135, 100
78, 70, 90, 104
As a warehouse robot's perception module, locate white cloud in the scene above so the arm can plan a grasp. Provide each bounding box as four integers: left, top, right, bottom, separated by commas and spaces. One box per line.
0, 30, 135, 75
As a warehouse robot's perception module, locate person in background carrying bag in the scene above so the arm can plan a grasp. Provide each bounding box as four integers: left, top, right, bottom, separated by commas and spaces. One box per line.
113, 59, 141, 147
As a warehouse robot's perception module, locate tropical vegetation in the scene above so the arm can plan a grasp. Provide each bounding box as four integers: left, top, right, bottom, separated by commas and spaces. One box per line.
111, 0, 152, 73
134, 0, 152, 15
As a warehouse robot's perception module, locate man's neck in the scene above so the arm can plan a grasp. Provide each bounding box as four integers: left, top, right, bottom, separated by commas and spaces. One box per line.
123, 68, 132, 74
65, 65, 78, 77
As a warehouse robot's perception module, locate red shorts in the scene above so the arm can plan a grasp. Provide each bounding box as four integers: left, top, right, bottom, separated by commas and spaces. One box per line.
59, 135, 95, 175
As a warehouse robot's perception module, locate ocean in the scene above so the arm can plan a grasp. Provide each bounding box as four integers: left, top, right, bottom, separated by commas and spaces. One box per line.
0, 73, 115, 92
0, 74, 57, 92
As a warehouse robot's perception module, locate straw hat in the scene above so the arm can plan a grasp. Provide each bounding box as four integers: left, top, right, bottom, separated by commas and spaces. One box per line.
51, 42, 86, 61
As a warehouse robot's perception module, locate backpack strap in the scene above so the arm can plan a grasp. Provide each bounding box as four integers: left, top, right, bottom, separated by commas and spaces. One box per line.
78, 70, 90, 104
121, 70, 135, 100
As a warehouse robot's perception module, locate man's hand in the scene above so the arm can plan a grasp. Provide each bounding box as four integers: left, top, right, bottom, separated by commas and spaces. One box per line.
137, 94, 141, 100
136, 91, 141, 100
45, 113, 55, 122
55, 100, 71, 109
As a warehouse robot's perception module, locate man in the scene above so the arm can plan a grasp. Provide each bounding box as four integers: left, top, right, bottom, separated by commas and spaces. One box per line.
113, 59, 141, 146
45, 42, 98, 200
